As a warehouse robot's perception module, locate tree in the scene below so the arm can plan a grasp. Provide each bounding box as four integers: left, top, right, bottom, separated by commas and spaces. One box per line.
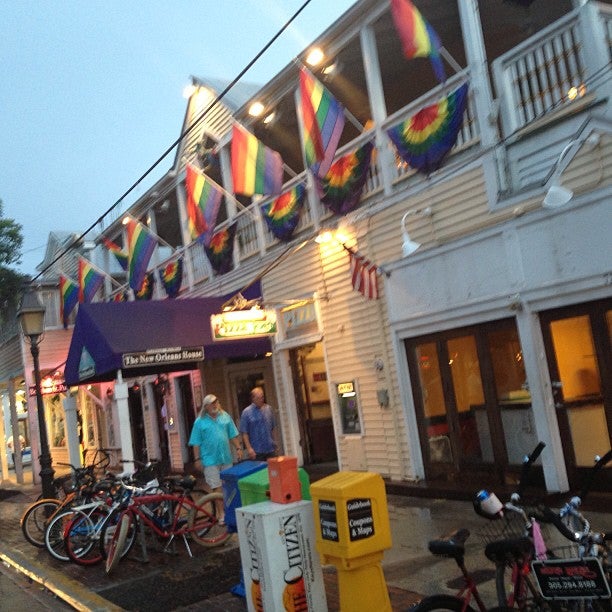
0, 199, 25, 327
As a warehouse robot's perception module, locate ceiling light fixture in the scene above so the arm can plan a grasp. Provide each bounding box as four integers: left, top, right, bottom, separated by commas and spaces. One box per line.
305, 47, 325, 67
401, 207, 432, 257
248, 101, 265, 117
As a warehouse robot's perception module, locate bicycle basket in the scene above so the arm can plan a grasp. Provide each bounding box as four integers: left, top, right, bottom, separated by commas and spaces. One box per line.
478, 507, 554, 545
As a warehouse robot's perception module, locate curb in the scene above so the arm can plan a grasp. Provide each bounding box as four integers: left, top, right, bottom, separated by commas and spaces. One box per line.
0, 547, 124, 612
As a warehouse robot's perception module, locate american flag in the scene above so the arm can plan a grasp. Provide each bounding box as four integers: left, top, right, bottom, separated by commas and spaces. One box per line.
348, 248, 379, 300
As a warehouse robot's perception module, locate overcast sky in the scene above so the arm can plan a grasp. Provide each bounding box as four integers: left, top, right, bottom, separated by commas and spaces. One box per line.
1, 0, 357, 276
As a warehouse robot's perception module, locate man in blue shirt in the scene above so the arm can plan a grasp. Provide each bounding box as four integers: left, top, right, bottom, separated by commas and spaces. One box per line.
240, 386, 277, 461
189, 394, 242, 522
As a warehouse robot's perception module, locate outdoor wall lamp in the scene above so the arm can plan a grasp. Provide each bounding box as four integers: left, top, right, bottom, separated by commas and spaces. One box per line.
401, 207, 432, 257
17, 285, 56, 499
543, 133, 600, 209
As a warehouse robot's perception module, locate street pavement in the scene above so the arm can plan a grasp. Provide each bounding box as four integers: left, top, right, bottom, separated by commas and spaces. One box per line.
1, 474, 611, 611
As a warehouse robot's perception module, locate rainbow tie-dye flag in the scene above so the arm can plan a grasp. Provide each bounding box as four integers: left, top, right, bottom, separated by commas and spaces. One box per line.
126, 219, 158, 291
102, 237, 128, 271
260, 183, 306, 242
387, 82, 468, 174
134, 271, 155, 300
78, 258, 105, 303
298, 68, 345, 178
390, 0, 446, 82
319, 141, 374, 215
231, 124, 283, 197
59, 275, 79, 328
185, 163, 223, 246
204, 223, 237, 275
159, 258, 183, 298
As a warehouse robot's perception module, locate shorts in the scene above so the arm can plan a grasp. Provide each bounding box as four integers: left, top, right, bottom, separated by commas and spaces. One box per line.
203, 463, 232, 490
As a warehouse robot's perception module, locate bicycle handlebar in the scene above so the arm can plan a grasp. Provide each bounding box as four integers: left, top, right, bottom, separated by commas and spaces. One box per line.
516, 441, 546, 499
578, 449, 612, 502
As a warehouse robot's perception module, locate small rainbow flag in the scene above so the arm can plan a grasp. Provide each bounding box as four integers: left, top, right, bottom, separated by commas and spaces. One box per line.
231, 124, 283, 197
159, 258, 183, 298
387, 82, 468, 174
204, 223, 237, 275
260, 183, 306, 242
134, 271, 155, 300
319, 141, 374, 215
78, 257, 105, 303
390, 0, 446, 82
185, 164, 223, 246
59, 275, 79, 328
102, 237, 128, 271
298, 68, 345, 178
126, 219, 158, 291
112, 290, 129, 302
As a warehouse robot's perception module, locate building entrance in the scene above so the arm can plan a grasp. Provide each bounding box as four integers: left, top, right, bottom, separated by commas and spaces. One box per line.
405, 318, 542, 486
288, 342, 336, 465
540, 298, 611, 491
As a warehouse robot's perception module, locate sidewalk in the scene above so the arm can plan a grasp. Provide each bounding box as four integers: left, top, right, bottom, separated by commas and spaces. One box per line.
1, 476, 611, 611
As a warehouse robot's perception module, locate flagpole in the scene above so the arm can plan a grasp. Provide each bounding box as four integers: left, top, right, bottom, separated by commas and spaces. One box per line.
440, 46, 463, 75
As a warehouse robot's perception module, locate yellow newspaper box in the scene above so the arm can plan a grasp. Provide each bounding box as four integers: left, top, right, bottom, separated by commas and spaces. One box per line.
310, 471, 392, 611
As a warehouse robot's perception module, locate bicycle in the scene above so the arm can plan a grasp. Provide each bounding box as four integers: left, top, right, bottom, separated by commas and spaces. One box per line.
104, 475, 230, 575
20, 462, 97, 547
410, 442, 550, 611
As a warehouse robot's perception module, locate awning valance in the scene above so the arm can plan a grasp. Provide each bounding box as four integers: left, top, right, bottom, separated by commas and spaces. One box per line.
64, 285, 270, 385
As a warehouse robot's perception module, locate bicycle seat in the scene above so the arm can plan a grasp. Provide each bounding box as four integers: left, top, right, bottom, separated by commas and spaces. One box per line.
428, 528, 470, 559
485, 536, 532, 564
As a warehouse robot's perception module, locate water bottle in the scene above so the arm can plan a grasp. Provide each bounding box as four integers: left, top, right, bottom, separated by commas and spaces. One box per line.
476, 489, 503, 516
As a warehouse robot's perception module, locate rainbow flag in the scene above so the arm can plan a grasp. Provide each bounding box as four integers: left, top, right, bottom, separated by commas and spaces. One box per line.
390, 0, 446, 82
204, 223, 237, 275
319, 141, 374, 215
126, 218, 158, 291
260, 183, 306, 242
159, 258, 183, 298
102, 237, 128, 271
185, 163, 223, 246
134, 271, 155, 300
387, 82, 468, 174
298, 68, 345, 178
112, 290, 129, 302
59, 275, 79, 328
231, 124, 283, 197
78, 258, 105, 303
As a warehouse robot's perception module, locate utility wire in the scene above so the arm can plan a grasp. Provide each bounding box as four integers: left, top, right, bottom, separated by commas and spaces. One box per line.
31, 0, 313, 283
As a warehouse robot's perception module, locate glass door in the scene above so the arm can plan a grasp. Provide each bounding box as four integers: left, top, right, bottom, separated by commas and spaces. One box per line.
540, 299, 612, 490
406, 319, 540, 484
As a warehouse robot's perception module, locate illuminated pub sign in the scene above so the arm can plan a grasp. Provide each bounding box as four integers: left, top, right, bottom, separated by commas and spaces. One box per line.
122, 346, 204, 368
210, 309, 277, 341
29, 379, 68, 397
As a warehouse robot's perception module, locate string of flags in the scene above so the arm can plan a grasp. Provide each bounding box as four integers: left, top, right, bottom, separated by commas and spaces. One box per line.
84, 0, 463, 310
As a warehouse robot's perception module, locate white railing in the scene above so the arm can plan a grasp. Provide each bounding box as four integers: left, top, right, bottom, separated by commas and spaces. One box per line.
492, 10, 585, 137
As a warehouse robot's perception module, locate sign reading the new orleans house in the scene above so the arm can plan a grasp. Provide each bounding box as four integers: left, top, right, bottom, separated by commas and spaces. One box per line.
210, 310, 277, 341
122, 346, 204, 368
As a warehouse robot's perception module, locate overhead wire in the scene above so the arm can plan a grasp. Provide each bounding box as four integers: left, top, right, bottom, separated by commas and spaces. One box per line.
30, 0, 313, 283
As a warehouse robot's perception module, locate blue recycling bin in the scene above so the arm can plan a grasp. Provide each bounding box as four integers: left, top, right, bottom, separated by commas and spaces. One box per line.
220, 460, 266, 533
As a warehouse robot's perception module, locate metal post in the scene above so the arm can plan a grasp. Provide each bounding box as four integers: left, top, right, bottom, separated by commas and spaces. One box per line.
30, 340, 56, 499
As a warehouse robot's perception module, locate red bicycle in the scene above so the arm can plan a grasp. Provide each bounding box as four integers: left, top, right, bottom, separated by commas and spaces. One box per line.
104, 476, 229, 574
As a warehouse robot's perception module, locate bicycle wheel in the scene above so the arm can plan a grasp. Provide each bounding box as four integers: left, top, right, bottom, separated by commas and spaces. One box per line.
65, 508, 108, 565
21, 499, 62, 547
99, 508, 138, 561
411, 594, 478, 611
105, 512, 132, 575
494, 562, 550, 611
45, 510, 76, 562
188, 493, 230, 548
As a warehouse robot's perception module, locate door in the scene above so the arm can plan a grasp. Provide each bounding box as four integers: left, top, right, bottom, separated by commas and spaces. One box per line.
406, 319, 542, 485
540, 298, 612, 491
288, 342, 336, 465
127, 384, 147, 462
176, 374, 196, 461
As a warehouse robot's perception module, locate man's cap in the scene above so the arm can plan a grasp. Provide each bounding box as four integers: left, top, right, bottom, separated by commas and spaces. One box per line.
202, 394, 218, 407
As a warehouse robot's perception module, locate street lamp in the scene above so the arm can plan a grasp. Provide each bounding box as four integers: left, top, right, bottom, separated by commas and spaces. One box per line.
17, 285, 56, 499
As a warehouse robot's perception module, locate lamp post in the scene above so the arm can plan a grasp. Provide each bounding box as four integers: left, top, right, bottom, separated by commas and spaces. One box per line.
17, 286, 56, 499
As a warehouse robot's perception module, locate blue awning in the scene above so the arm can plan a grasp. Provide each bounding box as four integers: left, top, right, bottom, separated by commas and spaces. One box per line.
64, 285, 271, 385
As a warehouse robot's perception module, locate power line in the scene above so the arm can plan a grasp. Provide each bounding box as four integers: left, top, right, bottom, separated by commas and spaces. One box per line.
31, 0, 313, 283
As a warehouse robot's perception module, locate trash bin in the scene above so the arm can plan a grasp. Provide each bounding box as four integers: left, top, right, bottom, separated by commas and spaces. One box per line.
220, 460, 267, 532
238, 466, 311, 506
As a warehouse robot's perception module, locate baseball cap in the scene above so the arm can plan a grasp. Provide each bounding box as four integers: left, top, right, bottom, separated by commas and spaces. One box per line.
202, 394, 218, 408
